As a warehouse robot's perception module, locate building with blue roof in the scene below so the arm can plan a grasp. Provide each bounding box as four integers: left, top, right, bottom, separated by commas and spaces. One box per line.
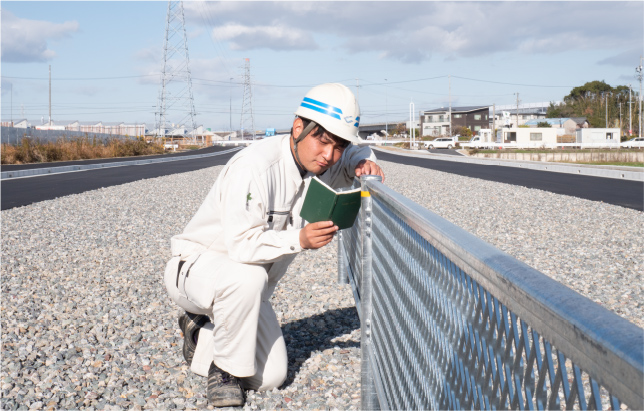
523, 117, 589, 135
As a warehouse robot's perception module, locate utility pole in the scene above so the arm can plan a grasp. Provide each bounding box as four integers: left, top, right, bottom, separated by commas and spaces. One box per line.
355, 78, 360, 102
515, 92, 520, 128
229, 77, 233, 137
637, 56, 643, 137
48, 65, 52, 125
492, 103, 496, 143
385, 78, 388, 139
619, 102, 622, 137
10, 82, 12, 125
605, 93, 608, 128
409, 100, 415, 149
629, 84, 633, 136
448, 74, 452, 136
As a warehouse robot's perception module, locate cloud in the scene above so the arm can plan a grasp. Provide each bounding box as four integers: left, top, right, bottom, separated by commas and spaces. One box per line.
183, 1, 642, 65
212, 24, 317, 51
134, 46, 160, 63
598, 49, 643, 67
1, 10, 79, 63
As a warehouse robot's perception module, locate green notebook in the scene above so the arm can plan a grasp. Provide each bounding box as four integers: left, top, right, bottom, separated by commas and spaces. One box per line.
300, 176, 362, 230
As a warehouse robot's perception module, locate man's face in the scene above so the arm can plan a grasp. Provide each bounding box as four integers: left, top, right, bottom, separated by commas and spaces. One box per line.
291, 119, 347, 174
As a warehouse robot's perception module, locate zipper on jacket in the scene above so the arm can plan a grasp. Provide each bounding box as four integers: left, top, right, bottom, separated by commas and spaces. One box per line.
267, 210, 290, 223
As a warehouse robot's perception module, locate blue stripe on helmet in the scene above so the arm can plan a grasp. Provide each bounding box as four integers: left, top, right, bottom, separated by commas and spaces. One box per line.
300, 102, 342, 120
302, 97, 343, 115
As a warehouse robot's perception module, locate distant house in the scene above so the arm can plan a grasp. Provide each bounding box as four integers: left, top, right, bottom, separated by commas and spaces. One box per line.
1, 119, 29, 128
499, 127, 561, 146
523, 118, 583, 135
420, 106, 490, 136
570, 117, 590, 128
65, 121, 145, 137
491, 107, 548, 128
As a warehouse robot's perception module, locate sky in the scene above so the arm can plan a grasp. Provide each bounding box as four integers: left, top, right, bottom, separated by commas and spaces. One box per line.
1, 1, 643, 133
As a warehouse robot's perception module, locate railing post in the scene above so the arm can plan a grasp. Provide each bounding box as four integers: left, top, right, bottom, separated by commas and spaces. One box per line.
337, 230, 349, 284
360, 175, 382, 411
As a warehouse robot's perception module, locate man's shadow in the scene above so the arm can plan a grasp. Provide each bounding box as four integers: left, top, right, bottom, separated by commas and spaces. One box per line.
280, 306, 360, 388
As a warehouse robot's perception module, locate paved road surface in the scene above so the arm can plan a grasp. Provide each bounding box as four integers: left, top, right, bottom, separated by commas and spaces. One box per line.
1, 151, 235, 210
1, 146, 232, 171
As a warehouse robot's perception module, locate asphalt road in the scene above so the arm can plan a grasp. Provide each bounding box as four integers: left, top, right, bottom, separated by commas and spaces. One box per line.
1, 145, 232, 171
1, 148, 237, 210
2, 148, 642, 211
375, 151, 643, 211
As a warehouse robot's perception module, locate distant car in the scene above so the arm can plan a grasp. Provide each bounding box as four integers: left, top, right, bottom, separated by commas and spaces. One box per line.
164, 142, 179, 150
461, 136, 483, 149
621, 137, 644, 148
425, 137, 456, 149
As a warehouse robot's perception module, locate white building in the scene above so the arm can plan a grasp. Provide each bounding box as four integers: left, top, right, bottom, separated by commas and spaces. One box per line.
576, 128, 620, 147
499, 127, 562, 147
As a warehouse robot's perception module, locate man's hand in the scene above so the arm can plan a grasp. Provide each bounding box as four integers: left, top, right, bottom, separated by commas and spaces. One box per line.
300, 221, 338, 249
355, 159, 385, 182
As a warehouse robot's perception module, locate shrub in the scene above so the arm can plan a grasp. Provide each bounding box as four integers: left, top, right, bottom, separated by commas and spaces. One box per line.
1, 137, 165, 165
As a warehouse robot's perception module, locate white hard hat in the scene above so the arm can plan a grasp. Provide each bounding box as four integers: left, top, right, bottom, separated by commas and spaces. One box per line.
294, 83, 360, 144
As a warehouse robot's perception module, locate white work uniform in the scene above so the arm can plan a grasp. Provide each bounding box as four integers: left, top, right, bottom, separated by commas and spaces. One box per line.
164, 134, 376, 391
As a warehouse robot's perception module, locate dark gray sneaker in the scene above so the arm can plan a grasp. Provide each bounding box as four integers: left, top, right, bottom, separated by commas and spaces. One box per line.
207, 363, 244, 407
177, 311, 210, 366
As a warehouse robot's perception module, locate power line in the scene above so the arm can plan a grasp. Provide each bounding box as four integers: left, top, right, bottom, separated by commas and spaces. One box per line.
1, 75, 158, 81
451, 75, 574, 88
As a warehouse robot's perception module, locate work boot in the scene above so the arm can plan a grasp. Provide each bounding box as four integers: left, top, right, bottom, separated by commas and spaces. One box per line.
207, 362, 245, 407
177, 311, 210, 366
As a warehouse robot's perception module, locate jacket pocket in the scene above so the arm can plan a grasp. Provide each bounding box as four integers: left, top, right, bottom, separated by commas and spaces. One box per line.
266, 209, 291, 231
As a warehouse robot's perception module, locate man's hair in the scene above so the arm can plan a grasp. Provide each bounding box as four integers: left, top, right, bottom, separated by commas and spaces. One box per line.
291, 117, 350, 149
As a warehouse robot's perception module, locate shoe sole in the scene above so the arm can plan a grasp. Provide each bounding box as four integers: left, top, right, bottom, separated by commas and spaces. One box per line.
177, 312, 210, 365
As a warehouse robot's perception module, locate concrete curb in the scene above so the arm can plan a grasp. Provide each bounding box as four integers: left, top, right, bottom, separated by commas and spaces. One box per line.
373, 147, 644, 182
1, 147, 242, 180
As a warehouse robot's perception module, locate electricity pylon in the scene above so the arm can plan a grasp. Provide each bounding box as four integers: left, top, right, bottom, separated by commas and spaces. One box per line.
156, 1, 197, 143
240, 58, 255, 140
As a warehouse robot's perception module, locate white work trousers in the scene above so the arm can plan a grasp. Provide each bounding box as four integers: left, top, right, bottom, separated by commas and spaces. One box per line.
163, 251, 288, 391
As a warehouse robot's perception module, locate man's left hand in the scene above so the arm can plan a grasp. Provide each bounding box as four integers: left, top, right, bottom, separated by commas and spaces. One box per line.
355, 160, 385, 182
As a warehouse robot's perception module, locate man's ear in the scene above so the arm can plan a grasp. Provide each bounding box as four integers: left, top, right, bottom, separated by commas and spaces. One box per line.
292, 117, 303, 140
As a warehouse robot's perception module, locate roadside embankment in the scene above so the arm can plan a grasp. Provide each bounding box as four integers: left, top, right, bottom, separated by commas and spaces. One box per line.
467, 150, 644, 164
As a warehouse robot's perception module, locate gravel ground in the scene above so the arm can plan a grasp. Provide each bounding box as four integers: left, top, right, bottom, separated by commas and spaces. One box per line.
1, 159, 642, 410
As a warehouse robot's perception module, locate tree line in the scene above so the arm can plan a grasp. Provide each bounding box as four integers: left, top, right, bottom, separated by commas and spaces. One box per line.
547, 80, 641, 135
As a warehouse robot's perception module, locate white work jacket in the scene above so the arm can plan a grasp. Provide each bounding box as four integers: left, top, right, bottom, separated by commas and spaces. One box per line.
170, 134, 376, 268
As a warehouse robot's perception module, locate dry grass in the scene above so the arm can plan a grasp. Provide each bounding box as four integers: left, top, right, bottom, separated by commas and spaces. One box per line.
1, 137, 165, 165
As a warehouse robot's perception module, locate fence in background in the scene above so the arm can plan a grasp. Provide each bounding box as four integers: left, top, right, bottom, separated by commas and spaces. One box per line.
338, 175, 643, 410
1, 127, 135, 145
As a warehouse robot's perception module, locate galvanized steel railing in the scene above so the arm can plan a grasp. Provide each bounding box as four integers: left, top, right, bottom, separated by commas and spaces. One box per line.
337, 175, 643, 410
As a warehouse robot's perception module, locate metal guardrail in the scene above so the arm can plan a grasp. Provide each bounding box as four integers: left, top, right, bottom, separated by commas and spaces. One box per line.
338, 175, 643, 410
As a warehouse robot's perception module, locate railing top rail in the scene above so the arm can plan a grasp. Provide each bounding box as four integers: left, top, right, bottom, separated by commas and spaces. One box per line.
364, 178, 644, 409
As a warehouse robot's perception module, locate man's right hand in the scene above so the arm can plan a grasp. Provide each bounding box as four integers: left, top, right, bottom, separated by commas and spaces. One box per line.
299, 221, 338, 249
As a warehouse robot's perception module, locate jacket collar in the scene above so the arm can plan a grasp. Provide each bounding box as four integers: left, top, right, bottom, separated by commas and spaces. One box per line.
282, 134, 310, 185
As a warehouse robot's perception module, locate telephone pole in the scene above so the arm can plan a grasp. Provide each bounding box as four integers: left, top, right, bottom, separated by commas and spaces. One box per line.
229, 77, 233, 135
48, 65, 52, 125
637, 57, 643, 137
629, 84, 633, 136
515, 93, 520, 128
492, 103, 496, 143
605, 93, 608, 128
448, 74, 452, 136
385, 78, 388, 137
